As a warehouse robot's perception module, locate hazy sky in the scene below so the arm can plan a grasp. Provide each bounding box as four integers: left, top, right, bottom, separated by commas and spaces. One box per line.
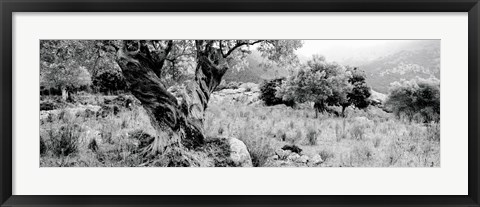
296, 40, 437, 65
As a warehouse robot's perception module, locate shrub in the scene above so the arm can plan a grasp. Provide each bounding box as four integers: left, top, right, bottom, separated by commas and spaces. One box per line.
350, 123, 365, 140
372, 136, 382, 148
259, 78, 295, 107
40, 137, 47, 155
426, 123, 440, 141
88, 138, 98, 152
351, 144, 373, 166
237, 125, 275, 167
280, 131, 287, 142
335, 123, 344, 142
249, 137, 275, 167
281, 144, 302, 154
217, 126, 224, 135
318, 149, 334, 162
240, 136, 274, 167
385, 78, 440, 123
306, 127, 318, 145
51, 124, 80, 157
292, 129, 303, 144
92, 70, 128, 95
386, 141, 402, 166
102, 131, 113, 144
40, 101, 57, 111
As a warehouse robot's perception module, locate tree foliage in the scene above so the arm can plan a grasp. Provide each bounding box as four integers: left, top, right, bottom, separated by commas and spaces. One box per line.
385, 78, 440, 123
92, 69, 128, 94
347, 68, 371, 110
40, 40, 94, 90
276, 55, 372, 116
259, 78, 295, 107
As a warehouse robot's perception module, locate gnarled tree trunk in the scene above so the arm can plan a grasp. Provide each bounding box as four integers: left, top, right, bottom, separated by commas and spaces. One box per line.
115, 40, 229, 156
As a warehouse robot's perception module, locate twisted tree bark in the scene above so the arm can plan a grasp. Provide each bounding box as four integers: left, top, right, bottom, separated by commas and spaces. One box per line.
115, 40, 230, 155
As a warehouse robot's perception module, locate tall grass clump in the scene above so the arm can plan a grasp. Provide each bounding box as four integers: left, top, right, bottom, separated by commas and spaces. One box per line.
247, 136, 275, 167
51, 124, 81, 157
237, 125, 275, 167
351, 143, 373, 166
350, 123, 365, 140
306, 127, 318, 145
426, 123, 440, 141
40, 137, 47, 156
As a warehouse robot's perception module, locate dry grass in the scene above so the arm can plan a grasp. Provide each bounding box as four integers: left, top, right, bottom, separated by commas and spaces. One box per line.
203, 99, 440, 167
40, 94, 440, 167
40, 94, 156, 167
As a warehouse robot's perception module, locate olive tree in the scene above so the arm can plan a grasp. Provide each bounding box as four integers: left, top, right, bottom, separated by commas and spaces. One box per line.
385, 78, 440, 123
277, 55, 352, 117
277, 56, 372, 117
101, 40, 302, 155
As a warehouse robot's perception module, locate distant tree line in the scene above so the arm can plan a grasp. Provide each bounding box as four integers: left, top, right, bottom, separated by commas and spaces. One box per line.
40, 40, 130, 101
259, 55, 440, 123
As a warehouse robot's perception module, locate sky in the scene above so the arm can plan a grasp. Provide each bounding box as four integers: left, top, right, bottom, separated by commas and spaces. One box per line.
295, 40, 437, 65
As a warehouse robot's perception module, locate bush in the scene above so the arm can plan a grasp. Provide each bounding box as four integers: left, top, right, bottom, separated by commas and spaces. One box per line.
238, 136, 274, 167
372, 136, 382, 148
248, 137, 275, 167
92, 70, 128, 95
40, 101, 57, 111
426, 123, 440, 141
88, 138, 98, 152
259, 78, 295, 107
306, 127, 318, 145
350, 123, 365, 140
40, 137, 47, 155
318, 149, 334, 162
351, 144, 373, 165
335, 121, 347, 142
51, 124, 80, 157
281, 144, 302, 154
385, 78, 440, 123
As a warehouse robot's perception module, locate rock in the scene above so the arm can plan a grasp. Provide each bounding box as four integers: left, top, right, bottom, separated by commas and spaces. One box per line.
40, 105, 101, 121
281, 145, 303, 154
239, 82, 259, 92
269, 155, 279, 160
209, 83, 262, 105
310, 154, 324, 165
227, 137, 253, 167
370, 90, 387, 103
298, 155, 309, 163
275, 149, 292, 160
222, 88, 246, 94
287, 153, 301, 162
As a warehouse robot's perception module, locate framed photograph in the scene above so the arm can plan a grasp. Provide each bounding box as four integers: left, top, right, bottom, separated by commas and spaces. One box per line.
1, 0, 479, 206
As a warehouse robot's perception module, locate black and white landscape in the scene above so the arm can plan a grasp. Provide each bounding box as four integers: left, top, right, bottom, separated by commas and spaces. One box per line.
40, 40, 440, 167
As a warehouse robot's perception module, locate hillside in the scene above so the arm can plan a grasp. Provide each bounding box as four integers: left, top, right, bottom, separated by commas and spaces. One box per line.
224, 40, 440, 94
358, 40, 440, 93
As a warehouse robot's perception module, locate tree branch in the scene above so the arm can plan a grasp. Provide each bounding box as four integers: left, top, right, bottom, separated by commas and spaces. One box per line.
224, 40, 263, 58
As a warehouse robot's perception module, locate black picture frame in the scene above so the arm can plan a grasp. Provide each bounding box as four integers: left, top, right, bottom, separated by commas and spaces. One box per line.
1, 0, 479, 206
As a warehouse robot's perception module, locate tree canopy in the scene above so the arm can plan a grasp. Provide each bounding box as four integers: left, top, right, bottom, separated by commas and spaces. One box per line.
385, 77, 440, 123
276, 55, 371, 116
40, 40, 94, 90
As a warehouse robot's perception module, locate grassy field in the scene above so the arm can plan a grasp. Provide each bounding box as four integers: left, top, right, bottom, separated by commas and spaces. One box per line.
40, 94, 440, 167
204, 99, 440, 167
